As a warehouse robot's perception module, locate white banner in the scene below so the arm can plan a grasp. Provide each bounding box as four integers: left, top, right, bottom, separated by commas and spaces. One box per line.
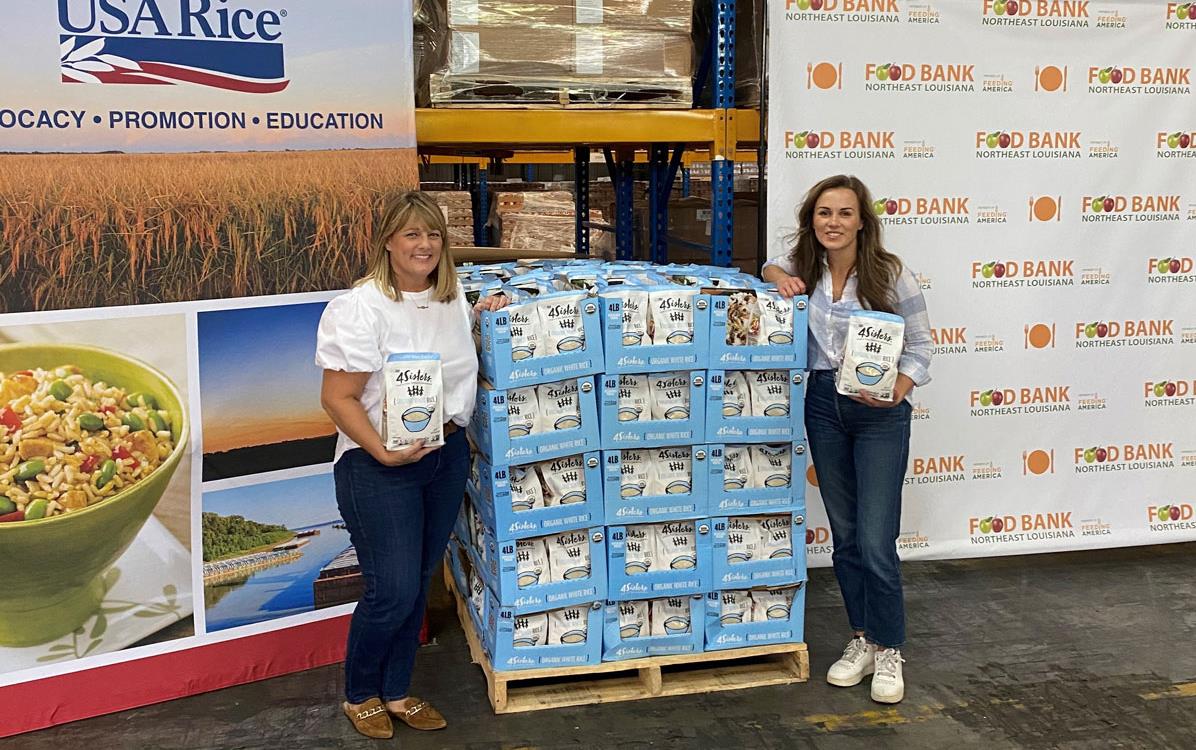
766, 0, 1196, 564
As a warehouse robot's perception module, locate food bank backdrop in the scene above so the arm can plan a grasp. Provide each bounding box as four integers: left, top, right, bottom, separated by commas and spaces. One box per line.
0, 0, 417, 735
766, 0, 1196, 564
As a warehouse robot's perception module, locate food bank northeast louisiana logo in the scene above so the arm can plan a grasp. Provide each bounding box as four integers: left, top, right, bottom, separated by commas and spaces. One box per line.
968, 512, 1075, 544
1080, 195, 1181, 223
980, 0, 1090, 27
783, 0, 901, 23
1144, 379, 1196, 407
1167, 3, 1196, 28
969, 385, 1071, 417
976, 130, 1081, 159
863, 62, 975, 93
930, 326, 967, 355
1074, 319, 1175, 348
1148, 503, 1196, 532
1074, 442, 1175, 473
1157, 130, 1196, 158
781, 129, 896, 160
1087, 66, 1191, 95
903, 454, 967, 486
872, 195, 969, 225
58, 0, 289, 93
971, 258, 1075, 288
1148, 256, 1196, 284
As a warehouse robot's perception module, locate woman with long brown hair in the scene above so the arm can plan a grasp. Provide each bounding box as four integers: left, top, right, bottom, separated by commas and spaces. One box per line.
763, 174, 932, 704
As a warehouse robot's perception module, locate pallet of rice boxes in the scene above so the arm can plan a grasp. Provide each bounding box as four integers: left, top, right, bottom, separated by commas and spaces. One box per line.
430, 0, 695, 107
451, 259, 810, 669
491, 190, 613, 258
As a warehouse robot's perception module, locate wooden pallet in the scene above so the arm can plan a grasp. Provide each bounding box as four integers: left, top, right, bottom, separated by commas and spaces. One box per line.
443, 563, 809, 714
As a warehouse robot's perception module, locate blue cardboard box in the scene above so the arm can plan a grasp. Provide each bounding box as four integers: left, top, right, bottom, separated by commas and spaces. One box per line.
481, 592, 604, 671
598, 371, 707, 449
600, 294, 712, 374
469, 376, 601, 464
605, 520, 712, 600
703, 583, 806, 651
474, 524, 607, 615
478, 293, 604, 390
705, 369, 806, 444
601, 595, 706, 661
710, 513, 808, 590
602, 446, 710, 523
468, 451, 604, 541
707, 442, 807, 515
707, 292, 808, 370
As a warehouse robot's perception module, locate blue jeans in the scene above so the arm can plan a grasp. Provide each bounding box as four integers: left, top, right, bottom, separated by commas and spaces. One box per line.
333, 430, 468, 703
805, 370, 911, 649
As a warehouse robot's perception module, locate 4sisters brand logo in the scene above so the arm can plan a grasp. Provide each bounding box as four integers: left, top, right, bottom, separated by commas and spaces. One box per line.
1074, 443, 1175, 473
1147, 503, 1196, 531
872, 195, 970, 225
1087, 66, 1191, 95
968, 511, 1075, 544
863, 62, 975, 93
975, 129, 1082, 159
930, 326, 967, 355
784, 0, 901, 23
1165, 3, 1196, 28
980, 0, 1090, 27
1144, 379, 1196, 407
1157, 130, 1196, 158
781, 128, 896, 160
1080, 194, 1181, 223
969, 385, 1071, 417
904, 454, 967, 486
58, 0, 289, 92
971, 258, 1075, 288
1074, 319, 1175, 347
1147, 256, 1196, 284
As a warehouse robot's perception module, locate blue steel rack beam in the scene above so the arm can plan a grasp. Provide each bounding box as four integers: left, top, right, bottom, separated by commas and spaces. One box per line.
574, 147, 590, 257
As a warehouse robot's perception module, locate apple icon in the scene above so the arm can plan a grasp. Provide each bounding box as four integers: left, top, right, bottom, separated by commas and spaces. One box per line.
982, 263, 995, 279
1171, 258, 1182, 273
1097, 322, 1109, 338
873, 199, 887, 214
798, 0, 810, 8
1180, 4, 1190, 19
986, 132, 1000, 148
1158, 506, 1170, 522
1103, 197, 1115, 212
810, 0, 823, 10
980, 390, 993, 406
806, 132, 820, 149
805, 528, 815, 544
994, 262, 1006, 278
1099, 68, 1112, 84
992, 517, 1005, 533
1085, 323, 1097, 338
999, 133, 1012, 148
1181, 134, 1192, 148
878, 64, 890, 81
1007, 0, 1019, 14
890, 63, 903, 81
980, 517, 993, 533
1084, 447, 1096, 463
1095, 447, 1107, 462
885, 199, 898, 215
1091, 198, 1104, 213
1159, 258, 1172, 273
1168, 133, 1181, 149
1166, 382, 1177, 397
1154, 382, 1168, 397
991, 390, 1004, 406
995, 0, 1007, 15
1110, 68, 1123, 84
1171, 506, 1181, 521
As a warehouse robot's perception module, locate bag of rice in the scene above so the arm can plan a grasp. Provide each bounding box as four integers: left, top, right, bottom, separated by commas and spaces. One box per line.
650, 597, 692, 636
617, 599, 649, 639
609, 288, 649, 346
747, 370, 790, 418
648, 372, 691, 421
648, 288, 698, 345
509, 464, 546, 513
754, 289, 795, 347
539, 454, 587, 506
382, 353, 444, 450
506, 386, 542, 438
512, 612, 548, 647
619, 449, 654, 499
469, 569, 486, 616
837, 311, 906, 401
749, 445, 792, 489
750, 587, 796, 622
754, 515, 794, 559
721, 371, 751, 419
547, 605, 589, 645
725, 516, 761, 565
722, 445, 754, 491
647, 447, 692, 496
536, 379, 582, 432
724, 291, 761, 346
654, 521, 697, 570
516, 538, 549, 588
617, 374, 651, 423
507, 301, 542, 362
719, 590, 752, 626
623, 524, 656, 575
538, 292, 587, 355
547, 530, 591, 582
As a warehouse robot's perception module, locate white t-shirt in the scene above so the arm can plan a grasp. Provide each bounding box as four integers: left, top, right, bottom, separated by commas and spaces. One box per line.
315, 279, 478, 463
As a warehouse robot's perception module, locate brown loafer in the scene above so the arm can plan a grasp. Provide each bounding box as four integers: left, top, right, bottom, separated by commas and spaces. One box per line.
389, 698, 447, 731
342, 698, 393, 739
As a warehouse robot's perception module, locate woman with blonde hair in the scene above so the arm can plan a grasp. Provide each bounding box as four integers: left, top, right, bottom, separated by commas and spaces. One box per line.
316, 191, 505, 738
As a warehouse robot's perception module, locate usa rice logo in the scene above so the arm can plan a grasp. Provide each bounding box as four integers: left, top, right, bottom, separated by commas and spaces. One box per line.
1087, 66, 1191, 96
1147, 256, 1196, 284
58, 0, 289, 93
980, 0, 1090, 28
783, 0, 902, 24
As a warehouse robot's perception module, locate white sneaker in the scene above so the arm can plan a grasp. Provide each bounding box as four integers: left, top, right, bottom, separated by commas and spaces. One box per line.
870, 648, 905, 703
826, 636, 875, 687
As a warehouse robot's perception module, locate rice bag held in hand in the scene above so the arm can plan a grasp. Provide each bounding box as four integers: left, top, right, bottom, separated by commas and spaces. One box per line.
837, 311, 906, 401
755, 289, 795, 346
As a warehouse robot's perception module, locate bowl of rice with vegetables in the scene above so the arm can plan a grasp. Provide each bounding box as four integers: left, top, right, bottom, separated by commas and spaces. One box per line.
0, 344, 189, 646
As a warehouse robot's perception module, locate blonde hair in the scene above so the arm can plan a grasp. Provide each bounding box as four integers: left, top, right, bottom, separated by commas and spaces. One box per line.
358, 191, 458, 302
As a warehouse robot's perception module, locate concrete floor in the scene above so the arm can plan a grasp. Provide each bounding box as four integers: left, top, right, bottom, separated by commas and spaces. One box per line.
7, 543, 1195, 750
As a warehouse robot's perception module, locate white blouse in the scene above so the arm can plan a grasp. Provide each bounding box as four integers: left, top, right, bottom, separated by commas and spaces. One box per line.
315, 279, 478, 463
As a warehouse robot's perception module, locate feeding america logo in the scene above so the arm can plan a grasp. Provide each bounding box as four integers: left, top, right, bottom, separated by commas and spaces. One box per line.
58, 0, 289, 93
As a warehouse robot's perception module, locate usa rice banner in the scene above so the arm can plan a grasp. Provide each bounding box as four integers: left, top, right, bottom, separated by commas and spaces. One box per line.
766, 1, 1196, 566
0, 0, 416, 735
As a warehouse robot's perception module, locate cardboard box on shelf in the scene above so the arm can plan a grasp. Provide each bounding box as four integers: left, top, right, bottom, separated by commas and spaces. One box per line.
446, 26, 692, 79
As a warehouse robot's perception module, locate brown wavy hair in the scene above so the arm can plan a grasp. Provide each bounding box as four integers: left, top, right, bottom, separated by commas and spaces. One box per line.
358, 191, 458, 302
786, 175, 902, 313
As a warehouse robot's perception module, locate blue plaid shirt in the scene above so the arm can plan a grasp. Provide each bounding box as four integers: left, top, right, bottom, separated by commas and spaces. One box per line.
763, 255, 933, 390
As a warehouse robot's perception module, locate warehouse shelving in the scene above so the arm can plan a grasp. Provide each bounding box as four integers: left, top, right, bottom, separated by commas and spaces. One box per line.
414, 0, 760, 266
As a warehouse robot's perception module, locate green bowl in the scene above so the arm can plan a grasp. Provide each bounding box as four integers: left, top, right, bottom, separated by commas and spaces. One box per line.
0, 344, 189, 646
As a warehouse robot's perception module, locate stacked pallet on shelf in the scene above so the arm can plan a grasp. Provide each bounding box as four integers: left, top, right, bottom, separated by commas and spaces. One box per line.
424, 189, 477, 247
428, 0, 696, 107
492, 190, 613, 257
449, 259, 810, 712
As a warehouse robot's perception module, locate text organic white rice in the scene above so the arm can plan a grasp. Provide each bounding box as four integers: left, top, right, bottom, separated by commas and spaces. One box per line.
719, 590, 752, 626
650, 597, 692, 636
648, 288, 697, 345
617, 600, 649, 638
616, 374, 651, 423
512, 612, 548, 647
547, 530, 591, 582
747, 370, 790, 418
547, 605, 589, 645
750, 587, 796, 622
506, 386, 542, 438
383, 353, 444, 450
516, 538, 550, 588
837, 311, 906, 401
536, 379, 582, 432
648, 372, 691, 421
538, 293, 587, 355
539, 454, 587, 506
749, 445, 792, 489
